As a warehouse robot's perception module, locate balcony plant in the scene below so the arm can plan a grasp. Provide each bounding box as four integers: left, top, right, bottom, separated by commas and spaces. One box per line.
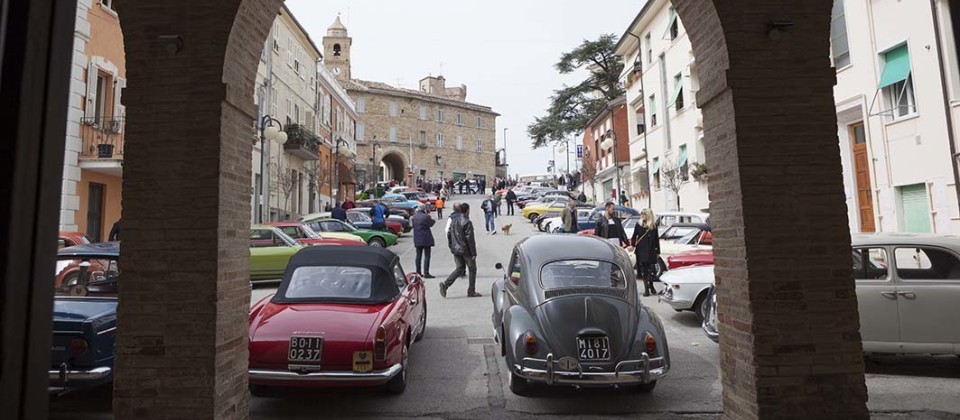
690, 162, 708, 182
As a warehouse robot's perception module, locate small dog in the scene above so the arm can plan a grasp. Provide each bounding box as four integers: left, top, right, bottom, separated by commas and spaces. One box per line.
501, 224, 513, 235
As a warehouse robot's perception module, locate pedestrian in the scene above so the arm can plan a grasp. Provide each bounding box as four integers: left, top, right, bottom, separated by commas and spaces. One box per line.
369, 200, 388, 231
435, 196, 445, 219
630, 209, 661, 296
505, 188, 517, 215
560, 199, 579, 233
594, 202, 628, 247
458, 180, 464, 195
440, 203, 480, 298
577, 190, 587, 204
619, 190, 629, 206
343, 199, 356, 210
481, 194, 496, 234
412, 205, 436, 279
331, 202, 347, 221
492, 191, 502, 216
323, 201, 332, 212
108, 218, 122, 241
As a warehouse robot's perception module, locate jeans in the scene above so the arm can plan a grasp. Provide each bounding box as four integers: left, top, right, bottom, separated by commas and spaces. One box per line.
443, 254, 477, 293
415, 246, 432, 275
484, 213, 495, 232
436, 208, 443, 218
507, 201, 514, 215
371, 222, 387, 231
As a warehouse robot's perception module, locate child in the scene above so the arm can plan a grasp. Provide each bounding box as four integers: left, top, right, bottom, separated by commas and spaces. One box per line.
435, 197, 445, 218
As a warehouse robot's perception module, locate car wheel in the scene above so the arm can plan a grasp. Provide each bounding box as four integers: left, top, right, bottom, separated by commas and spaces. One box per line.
537, 221, 546, 232
655, 258, 667, 280
693, 291, 709, 323
528, 213, 539, 222
60, 273, 79, 290
368, 237, 386, 247
508, 368, 532, 396
415, 303, 426, 342
385, 343, 408, 394
636, 380, 657, 393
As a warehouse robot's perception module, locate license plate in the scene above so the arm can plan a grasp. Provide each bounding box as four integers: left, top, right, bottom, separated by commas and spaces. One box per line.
353, 351, 373, 373
288, 336, 323, 363
577, 336, 610, 361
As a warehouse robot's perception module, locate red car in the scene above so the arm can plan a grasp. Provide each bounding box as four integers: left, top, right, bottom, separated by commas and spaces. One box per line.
56, 231, 106, 289
266, 222, 365, 247
346, 209, 404, 236
59, 231, 93, 248
667, 249, 714, 269
248, 246, 426, 395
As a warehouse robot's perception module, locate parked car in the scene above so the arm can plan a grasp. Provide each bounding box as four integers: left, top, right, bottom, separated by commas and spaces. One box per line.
266, 222, 366, 246
544, 208, 595, 234
574, 205, 641, 233
379, 193, 422, 213
521, 201, 568, 222
701, 233, 960, 355
248, 246, 426, 395
667, 249, 714, 269
58, 231, 93, 248
306, 218, 398, 248
50, 242, 120, 393
656, 223, 713, 275
659, 265, 715, 322
401, 191, 437, 211
491, 235, 670, 395
655, 211, 710, 236
250, 225, 304, 282
347, 209, 404, 236
55, 232, 109, 289
287, 217, 369, 243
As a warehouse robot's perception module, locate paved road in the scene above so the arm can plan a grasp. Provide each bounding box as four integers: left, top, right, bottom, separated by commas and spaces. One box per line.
50, 194, 960, 419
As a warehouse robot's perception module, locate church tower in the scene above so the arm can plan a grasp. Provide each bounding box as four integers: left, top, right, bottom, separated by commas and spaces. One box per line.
322, 15, 352, 82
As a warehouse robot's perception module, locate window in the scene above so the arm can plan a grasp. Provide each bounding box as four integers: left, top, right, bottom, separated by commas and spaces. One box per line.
879, 45, 916, 120
652, 157, 661, 189
667, 7, 679, 40
648, 94, 657, 127
678, 145, 689, 181
389, 102, 398, 117
672, 73, 684, 110
476, 138, 482, 153
94, 73, 108, 120
894, 247, 960, 280
539, 260, 626, 289
457, 113, 463, 126
419, 130, 427, 145
287, 38, 293, 67
294, 104, 300, 124
389, 127, 397, 142
456, 136, 463, 150
852, 248, 889, 280
507, 251, 522, 288
270, 87, 278, 117
101, 0, 114, 11
645, 33, 652, 64
419, 105, 427, 120
831, 0, 851, 69
897, 183, 932, 232
357, 123, 365, 141
477, 116, 482, 128
357, 97, 365, 113
284, 266, 374, 300
437, 109, 444, 123
285, 98, 292, 125
393, 264, 408, 288
437, 133, 444, 148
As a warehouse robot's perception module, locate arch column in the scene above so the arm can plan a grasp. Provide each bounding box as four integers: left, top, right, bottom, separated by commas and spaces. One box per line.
674, 1, 869, 418
113, 0, 281, 418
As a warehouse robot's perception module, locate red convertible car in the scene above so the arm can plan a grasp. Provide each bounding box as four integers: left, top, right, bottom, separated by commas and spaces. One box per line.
667, 249, 714, 269
266, 222, 365, 247
248, 246, 427, 395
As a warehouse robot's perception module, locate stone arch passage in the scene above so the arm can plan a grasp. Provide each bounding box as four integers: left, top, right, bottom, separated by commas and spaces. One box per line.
380, 151, 407, 182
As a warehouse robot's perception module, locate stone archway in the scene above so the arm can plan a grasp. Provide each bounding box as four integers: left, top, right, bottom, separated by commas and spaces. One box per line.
670, 2, 869, 419
379, 151, 407, 183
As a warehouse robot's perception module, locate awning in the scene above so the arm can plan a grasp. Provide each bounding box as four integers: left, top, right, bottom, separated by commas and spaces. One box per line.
338, 162, 356, 185
677, 147, 688, 167
651, 158, 660, 173
878, 45, 910, 89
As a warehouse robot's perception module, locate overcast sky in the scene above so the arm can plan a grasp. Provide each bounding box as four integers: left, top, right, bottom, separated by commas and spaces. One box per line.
286, 0, 642, 177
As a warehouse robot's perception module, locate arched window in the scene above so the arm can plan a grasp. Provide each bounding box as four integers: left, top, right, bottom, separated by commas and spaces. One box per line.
333, 44, 342, 56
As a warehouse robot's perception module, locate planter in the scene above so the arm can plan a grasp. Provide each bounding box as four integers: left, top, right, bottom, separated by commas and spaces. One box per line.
97, 143, 114, 158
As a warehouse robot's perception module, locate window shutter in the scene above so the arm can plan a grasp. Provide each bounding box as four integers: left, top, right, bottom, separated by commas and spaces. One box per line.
113, 77, 126, 132
85, 62, 98, 119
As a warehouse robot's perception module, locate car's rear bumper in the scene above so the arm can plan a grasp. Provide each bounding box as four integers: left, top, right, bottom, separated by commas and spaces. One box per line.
659, 288, 693, 310
514, 353, 668, 386
249, 363, 401, 385
48, 365, 112, 392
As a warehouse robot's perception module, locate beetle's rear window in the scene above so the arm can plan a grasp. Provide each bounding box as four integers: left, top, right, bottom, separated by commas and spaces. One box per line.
284, 266, 373, 300
540, 260, 626, 289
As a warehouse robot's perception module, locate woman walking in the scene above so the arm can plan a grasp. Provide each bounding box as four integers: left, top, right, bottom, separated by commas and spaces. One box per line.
630, 209, 661, 297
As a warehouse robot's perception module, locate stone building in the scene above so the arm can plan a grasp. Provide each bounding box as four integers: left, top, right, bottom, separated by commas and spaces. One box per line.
581, 96, 631, 204
320, 18, 499, 188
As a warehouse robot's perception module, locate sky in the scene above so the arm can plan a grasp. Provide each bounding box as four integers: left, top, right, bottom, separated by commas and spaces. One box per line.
286, 0, 643, 177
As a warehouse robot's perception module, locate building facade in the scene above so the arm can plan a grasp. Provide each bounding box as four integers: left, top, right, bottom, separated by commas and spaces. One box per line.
59, 0, 125, 242
581, 97, 631, 204
253, 8, 357, 222
615, 0, 710, 214
320, 18, 498, 189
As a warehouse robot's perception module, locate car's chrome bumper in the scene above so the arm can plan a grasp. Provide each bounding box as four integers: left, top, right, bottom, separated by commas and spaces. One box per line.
659, 289, 692, 310
249, 363, 401, 383
515, 353, 668, 386
48, 365, 112, 390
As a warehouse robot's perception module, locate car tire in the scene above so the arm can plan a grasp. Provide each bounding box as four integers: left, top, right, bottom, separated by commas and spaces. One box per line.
655, 258, 667, 280
368, 237, 386, 247
385, 344, 408, 394
528, 213, 539, 222
636, 380, 657, 393
693, 291, 709, 324
508, 369, 532, 396
537, 221, 546, 232
415, 303, 426, 342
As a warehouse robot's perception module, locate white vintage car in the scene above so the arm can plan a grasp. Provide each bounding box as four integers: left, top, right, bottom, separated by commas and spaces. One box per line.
545, 209, 594, 234
658, 265, 715, 322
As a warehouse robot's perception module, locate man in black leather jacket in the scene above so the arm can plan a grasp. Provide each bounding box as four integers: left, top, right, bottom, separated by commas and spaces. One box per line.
440, 203, 480, 298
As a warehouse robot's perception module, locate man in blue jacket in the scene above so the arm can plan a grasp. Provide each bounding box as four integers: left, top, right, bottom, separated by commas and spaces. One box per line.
369, 200, 388, 231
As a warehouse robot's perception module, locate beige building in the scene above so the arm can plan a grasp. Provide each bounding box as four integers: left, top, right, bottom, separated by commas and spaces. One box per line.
320, 18, 498, 188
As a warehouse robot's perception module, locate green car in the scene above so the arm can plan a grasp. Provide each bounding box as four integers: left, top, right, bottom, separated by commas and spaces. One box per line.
249, 225, 303, 282
305, 218, 398, 248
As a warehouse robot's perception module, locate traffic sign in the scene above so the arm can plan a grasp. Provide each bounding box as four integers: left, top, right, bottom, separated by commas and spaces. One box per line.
576, 144, 583, 158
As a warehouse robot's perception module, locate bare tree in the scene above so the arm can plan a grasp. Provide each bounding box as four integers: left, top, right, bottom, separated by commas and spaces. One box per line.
659, 157, 690, 210
273, 164, 297, 221
303, 159, 331, 210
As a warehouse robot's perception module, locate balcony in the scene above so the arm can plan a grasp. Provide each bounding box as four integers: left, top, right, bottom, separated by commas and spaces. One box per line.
282, 124, 321, 160
80, 116, 125, 160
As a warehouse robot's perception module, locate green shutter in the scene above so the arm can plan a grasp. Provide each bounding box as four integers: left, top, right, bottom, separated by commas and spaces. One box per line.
677, 146, 688, 167
899, 184, 931, 233
651, 157, 660, 173
671, 74, 683, 105
878, 45, 911, 89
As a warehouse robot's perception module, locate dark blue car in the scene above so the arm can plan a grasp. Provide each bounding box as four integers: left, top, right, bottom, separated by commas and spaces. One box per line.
50, 242, 120, 393
577, 205, 640, 232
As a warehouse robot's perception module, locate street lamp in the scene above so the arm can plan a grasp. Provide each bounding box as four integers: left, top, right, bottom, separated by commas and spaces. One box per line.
601, 129, 620, 203
334, 137, 354, 204
258, 115, 286, 223
371, 142, 382, 198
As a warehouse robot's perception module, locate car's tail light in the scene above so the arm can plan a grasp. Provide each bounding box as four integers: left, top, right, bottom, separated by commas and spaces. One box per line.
374, 326, 387, 361
644, 333, 657, 355
523, 332, 538, 356
69, 338, 88, 357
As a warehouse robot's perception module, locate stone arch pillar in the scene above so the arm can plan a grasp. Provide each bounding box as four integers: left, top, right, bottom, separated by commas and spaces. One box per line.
112, 0, 282, 418
672, 1, 869, 419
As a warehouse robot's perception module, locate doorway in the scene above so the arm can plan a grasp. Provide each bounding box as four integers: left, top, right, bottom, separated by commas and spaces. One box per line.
850, 122, 875, 232
86, 182, 106, 241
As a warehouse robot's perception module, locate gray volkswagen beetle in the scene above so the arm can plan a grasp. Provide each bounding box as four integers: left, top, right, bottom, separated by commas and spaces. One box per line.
491, 235, 670, 395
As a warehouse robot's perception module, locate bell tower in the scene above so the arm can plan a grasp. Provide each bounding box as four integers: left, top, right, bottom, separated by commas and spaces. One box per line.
322, 15, 352, 82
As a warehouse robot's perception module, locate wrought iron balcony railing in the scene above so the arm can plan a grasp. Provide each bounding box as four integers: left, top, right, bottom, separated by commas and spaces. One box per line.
80, 116, 125, 159
282, 124, 321, 160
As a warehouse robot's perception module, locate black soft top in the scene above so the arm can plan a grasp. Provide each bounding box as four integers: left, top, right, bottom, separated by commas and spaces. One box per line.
58, 242, 120, 258
273, 246, 401, 304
